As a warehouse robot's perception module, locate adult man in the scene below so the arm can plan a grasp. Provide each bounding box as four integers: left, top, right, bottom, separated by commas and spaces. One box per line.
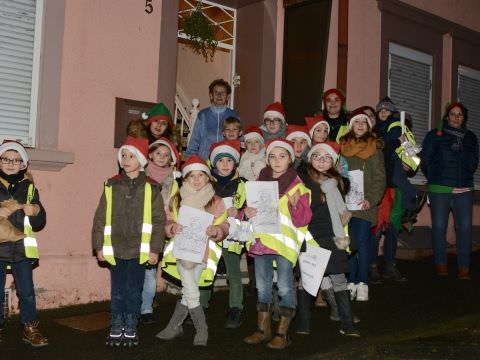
185, 79, 240, 160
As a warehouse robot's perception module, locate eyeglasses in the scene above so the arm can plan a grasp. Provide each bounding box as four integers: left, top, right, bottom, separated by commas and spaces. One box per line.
311, 154, 333, 163
264, 118, 282, 125
0, 157, 23, 165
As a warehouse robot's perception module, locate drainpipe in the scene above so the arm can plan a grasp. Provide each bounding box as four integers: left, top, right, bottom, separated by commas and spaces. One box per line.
337, 0, 348, 92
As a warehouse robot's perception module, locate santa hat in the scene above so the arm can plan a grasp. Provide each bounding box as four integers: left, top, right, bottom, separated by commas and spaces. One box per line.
182, 155, 211, 178
349, 113, 373, 129
375, 96, 397, 113
142, 102, 174, 128
210, 140, 241, 166
243, 126, 264, 144
307, 141, 340, 163
286, 125, 312, 147
322, 88, 346, 107
117, 136, 149, 169
263, 102, 286, 124
265, 138, 295, 162
149, 137, 181, 174
0, 140, 29, 165
305, 116, 330, 138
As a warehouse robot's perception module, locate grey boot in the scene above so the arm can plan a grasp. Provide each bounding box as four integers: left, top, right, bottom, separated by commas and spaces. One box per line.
189, 305, 208, 346
383, 262, 407, 282
322, 288, 340, 321
156, 301, 189, 340
334, 291, 360, 337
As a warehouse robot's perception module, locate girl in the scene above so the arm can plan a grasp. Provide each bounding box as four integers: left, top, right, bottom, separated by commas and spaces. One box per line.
297, 141, 359, 337
142, 102, 180, 148
261, 102, 288, 141
243, 139, 312, 350
157, 156, 229, 346
306, 115, 330, 145
340, 114, 385, 302
139, 138, 180, 325
321, 88, 350, 143
238, 126, 267, 181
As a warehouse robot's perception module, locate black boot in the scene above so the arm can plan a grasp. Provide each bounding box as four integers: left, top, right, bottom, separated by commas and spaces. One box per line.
334, 291, 360, 337
322, 288, 340, 321
295, 289, 312, 334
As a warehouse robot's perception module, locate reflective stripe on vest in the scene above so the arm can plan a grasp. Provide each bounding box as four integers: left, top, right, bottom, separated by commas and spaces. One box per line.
228, 180, 246, 255
335, 124, 350, 143
102, 182, 152, 266
251, 183, 311, 265
161, 208, 227, 287
387, 121, 420, 171
24, 184, 38, 259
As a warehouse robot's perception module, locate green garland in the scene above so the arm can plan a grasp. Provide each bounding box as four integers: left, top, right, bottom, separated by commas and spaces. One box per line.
183, 3, 218, 62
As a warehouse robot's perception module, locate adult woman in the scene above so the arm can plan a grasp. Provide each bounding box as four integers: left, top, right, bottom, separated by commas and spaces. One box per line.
421, 102, 479, 279
321, 88, 350, 143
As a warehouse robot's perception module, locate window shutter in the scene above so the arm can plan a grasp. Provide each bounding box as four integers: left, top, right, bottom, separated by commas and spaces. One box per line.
0, 0, 43, 147
388, 43, 433, 185
458, 66, 480, 189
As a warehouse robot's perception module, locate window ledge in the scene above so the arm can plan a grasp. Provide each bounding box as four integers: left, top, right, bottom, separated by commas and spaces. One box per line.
26, 149, 74, 171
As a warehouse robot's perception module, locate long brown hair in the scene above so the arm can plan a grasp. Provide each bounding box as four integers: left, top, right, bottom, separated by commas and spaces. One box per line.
307, 163, 345, 202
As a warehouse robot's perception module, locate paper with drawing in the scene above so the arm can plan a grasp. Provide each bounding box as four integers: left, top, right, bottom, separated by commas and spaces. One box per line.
245, 181, 280, 234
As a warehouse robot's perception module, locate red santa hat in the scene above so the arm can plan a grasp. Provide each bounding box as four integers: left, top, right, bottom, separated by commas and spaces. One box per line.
0, 140, 29, 166
349, 113, 373, 129
263, 102, 286, 124
209, 140, 241, 166
265, 138, 295, 162
117, 136, 149, 169
286, 125, 312, 147
182, 155, 211, 178
149, 137, 181, 171
243, 126, 264, 144
307, 141, 340, 163
305, 116, 330, 138
322, 88, 346, 107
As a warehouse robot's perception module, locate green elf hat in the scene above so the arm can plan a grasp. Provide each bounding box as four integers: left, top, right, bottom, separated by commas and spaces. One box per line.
437, 101, 466, 136
142, 102, 174, 128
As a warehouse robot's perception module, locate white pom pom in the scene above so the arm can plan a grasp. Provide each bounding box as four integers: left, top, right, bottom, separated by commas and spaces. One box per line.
173, 171, 182, 179
142, 112, 148, 120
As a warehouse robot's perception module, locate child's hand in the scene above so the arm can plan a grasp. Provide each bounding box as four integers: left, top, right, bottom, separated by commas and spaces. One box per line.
171, 223, 183, 234
148, 252, 159, 265
287, 189, 301, 208
23, 204, 40, 217
244, 207, 257, 219
96, 249, 105, 262
0, 207, 12, 218
206, 225, 221, 240
358, 199, 371, 210
227, 207, 238, 218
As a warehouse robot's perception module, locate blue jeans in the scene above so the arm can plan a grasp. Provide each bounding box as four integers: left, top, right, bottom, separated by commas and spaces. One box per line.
0, 260, 36, 327
255, 254, 295, 309
348, 217, 372, 284
429, 191, 473, 268
110, 258, 145, 318
140, 267, 157, 314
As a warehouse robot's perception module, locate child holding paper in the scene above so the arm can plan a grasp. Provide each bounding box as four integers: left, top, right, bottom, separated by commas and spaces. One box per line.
243, 139, 311, 350
298, 141, 359, 337
157, 155, 228, 346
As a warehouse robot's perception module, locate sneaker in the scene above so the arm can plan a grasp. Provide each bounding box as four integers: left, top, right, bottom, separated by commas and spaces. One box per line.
355, 283, 369, 302
347, 283, 357, 301
224, 307, 244, 329
339, 328, 361, 337
123, 329, 139, 347
23, 321, 49, 347
106, 328, 123, 347
139, 313, 157, 325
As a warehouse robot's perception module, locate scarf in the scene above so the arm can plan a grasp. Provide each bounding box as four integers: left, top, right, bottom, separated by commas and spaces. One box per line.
0, 169, 27, 195
319, 178, 351, 240
258, 166, 298, 196
443, 126, 466, 153
179, 181, 216, 210
147, 161, 173, 184
238, 149, 266, 180
341, 137, 377, 159
212, 169, 236, 188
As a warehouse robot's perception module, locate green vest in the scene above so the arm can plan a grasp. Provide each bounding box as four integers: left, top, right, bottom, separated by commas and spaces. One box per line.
102, 182, 152, 266
23, 184, 39, 259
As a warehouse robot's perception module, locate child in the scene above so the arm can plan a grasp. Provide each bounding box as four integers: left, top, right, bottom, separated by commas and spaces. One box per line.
243, 139, 312, 350
92, 136, 166, 346
297, 141, 359, 337
321, 88, 350, 143
222, 117, 243, 141
157, 155, 229, 346
0, 141, 47, 347
285, 125, 311, 172
306, 115, 330, 144
238, 126, 266, 181
340, 114, 385, 302
139, 138, 181, 325
143, 102, 180, 148
261, 102, 288, 141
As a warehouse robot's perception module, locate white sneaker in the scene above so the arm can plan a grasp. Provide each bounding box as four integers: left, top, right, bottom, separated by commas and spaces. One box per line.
347, 282, 357, 301
355, 282, 369, 301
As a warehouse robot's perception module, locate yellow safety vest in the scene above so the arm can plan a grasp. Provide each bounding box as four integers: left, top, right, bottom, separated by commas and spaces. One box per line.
388, 121, 420, 171
23, 184, 39, 259
335, 124, 351, 143
248, 182, 311, 266
102, 182, 153, 266
226, 179, 246, 255
161, 198, 228, 287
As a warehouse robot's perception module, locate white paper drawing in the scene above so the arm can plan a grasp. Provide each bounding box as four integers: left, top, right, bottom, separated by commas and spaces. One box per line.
173, 205, 214, 263
245, 181, 280, 234
223, 197, 233, 209
299, 244, 332, 297
345, 169, 364, 211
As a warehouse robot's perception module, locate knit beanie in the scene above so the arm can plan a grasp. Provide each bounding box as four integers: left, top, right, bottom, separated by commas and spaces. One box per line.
376, 96, 397, 113
265, 138, 295, 162
0, 140, 29, 165
117, 136, 149, 169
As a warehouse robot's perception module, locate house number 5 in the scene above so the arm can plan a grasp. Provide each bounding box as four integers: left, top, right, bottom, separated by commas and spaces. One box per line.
145, 0, 153, 14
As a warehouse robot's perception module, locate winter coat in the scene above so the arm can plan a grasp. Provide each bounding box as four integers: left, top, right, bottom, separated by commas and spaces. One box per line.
185, 106, 240, 160
0, 174, 46, 262
92, 172, 166, 259
421, 124, 479, 188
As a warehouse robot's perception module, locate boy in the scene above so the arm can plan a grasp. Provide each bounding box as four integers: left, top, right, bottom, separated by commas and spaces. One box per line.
92, 136, 166, 347
0, 140, 47, 347
223, 117, 243, 141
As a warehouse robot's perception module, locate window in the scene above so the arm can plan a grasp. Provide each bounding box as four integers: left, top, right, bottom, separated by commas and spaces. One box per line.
0, 0, 43, 147
388, 42, 433, 185
458, 65, 480, 189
